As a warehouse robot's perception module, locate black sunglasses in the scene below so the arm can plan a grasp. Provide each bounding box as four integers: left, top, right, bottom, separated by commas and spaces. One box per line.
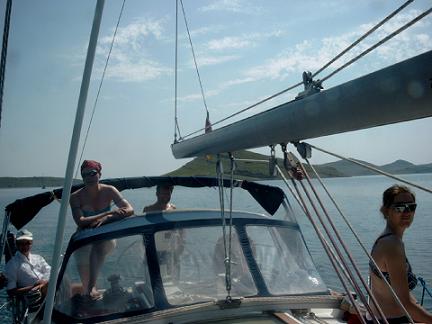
391, 202, 417, 213
82, 170, 98, 177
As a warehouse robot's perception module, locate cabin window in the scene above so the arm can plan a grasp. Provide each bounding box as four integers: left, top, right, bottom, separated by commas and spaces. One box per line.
54, 234, 154, 319
155, 227, 256, 305
246, 226, 327, 295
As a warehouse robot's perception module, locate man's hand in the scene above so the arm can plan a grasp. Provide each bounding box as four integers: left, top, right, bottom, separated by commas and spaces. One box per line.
31, 279, 48, 291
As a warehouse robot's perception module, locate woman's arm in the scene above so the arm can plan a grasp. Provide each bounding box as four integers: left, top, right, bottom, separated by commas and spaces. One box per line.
385, 240, 432, 322
70, 194, 112, 228
95, 186, 134, 226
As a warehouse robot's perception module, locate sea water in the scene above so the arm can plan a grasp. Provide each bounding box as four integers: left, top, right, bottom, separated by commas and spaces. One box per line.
0, 173, 431, 320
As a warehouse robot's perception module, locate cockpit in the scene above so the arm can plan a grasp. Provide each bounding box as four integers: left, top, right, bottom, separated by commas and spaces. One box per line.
53, 210, 328, 322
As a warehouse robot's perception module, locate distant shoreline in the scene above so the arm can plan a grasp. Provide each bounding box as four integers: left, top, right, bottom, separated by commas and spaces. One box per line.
1, 170, 431, 189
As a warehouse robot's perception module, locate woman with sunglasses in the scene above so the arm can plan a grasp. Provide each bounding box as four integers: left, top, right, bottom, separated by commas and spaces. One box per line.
368, 184, 432, 323
70, 160, 134, 300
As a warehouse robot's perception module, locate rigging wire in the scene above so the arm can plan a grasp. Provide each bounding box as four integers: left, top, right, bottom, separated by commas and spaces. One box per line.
74, 0, 126, 179
319, 6, 432, 84
306, 143, 432, 194
216, 155, 232, 299
303, 156, 415, 323
180, 2, 430, 140
296, 157, 400, 323
182, 81, 303, 139
283, 149, 379, 323
179, 0, 210, 132
174, 0, 181, 142
312, 0, 414, 78
0, 0, 12, 129
284, 166, 369, 324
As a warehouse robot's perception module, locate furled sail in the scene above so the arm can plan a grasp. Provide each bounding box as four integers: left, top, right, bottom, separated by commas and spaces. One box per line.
172, 50, 432, 159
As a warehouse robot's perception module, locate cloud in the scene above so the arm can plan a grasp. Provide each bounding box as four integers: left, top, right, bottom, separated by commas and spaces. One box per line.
95, 18, 171, 82
207, 36, 253, 50
196, 55, 241, 67
231, 9, 431, 83
206, 30, 284, 51
199, 0, 262, 15
177, 89, 220, 102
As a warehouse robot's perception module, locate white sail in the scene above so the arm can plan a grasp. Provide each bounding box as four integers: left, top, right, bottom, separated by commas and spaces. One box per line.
172, 50, 432, 159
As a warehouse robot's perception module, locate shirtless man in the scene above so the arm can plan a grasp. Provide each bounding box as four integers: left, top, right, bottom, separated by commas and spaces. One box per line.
143, 185, 176, 213
143, 185, 180, 279
70, 160, 134, 299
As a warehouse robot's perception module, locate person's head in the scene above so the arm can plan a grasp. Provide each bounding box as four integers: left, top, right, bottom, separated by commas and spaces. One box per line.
156, 185, 174, 204
16, 229, 33, 255
380, 184, 416, 228
81, 160, 102, 185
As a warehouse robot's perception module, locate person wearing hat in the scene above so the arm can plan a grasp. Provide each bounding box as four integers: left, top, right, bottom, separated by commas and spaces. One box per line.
70, 159, 134, 300
4, 229, 51, 297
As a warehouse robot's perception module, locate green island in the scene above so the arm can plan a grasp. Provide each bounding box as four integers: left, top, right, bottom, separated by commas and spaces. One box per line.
1, 150, 431, 188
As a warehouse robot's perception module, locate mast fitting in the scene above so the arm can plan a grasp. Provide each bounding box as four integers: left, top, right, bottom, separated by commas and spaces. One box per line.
295, 71, 323, 100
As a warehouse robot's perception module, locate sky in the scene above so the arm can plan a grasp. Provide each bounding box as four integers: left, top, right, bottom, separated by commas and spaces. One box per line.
0, 0, 431, 178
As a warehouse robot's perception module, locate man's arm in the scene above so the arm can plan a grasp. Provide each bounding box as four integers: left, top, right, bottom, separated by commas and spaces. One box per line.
38, 255, 51, 281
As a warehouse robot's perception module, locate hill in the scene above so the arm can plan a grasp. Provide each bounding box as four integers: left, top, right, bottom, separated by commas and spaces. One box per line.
1, 152, 431, 188
0, 177, 80, 188
166, 151, 347, 179
166, 150, 432, 180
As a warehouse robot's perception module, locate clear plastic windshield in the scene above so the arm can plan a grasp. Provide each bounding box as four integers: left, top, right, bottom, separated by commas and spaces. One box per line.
54, 234, 154, 320
246, 225, 327, 294
155, 227, 256, 305
54, 223, 326, 319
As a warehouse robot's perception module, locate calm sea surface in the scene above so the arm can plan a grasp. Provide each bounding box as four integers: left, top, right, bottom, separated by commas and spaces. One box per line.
1, 174, 431, 320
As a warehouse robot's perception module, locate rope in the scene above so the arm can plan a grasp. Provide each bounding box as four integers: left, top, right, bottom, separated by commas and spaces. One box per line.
182, 81, 303, 139
304, 158, 414, 322
227, 153, 236, 302
0, 0, 13, 128
74, 0, 126, 178
306, 143, 432, 194
419, 277, 432, 306
179, 3, 431, 140
312, 0, 414, 78
174, 0, 181, 142
285, 165, 368, 324
319, 6, 432, 83
0, 300, 10, 310
179, 0, 209, 115
296, 158, 396, 323
274, 164, 306, 215
216, 155, 232, 298
289, 163, 377, 323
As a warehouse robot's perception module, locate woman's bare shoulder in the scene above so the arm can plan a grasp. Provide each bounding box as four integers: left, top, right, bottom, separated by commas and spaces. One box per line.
377, 234, 404, 255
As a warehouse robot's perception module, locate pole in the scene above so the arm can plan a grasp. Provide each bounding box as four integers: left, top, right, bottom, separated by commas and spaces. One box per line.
42, 1, 105, 322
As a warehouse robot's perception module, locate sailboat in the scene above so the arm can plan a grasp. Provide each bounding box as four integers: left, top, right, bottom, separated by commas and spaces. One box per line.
1, 0, 431, 323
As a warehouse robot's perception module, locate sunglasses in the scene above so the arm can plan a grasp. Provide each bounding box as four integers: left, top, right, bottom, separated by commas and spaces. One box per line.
82, 170, 98, 177
391, 202, 417, 213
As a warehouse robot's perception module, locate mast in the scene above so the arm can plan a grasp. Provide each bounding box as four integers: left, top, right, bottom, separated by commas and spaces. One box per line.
42, 1, 105, 322
172, 50, 432, 159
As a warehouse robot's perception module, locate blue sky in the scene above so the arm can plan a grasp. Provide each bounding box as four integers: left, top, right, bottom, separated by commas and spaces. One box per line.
0, 0, 431, 178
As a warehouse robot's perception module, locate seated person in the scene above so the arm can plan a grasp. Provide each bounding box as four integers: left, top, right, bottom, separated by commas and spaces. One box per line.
144, 185, 181, 279
143, 185, 176, 212
4, 229, 51, 298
